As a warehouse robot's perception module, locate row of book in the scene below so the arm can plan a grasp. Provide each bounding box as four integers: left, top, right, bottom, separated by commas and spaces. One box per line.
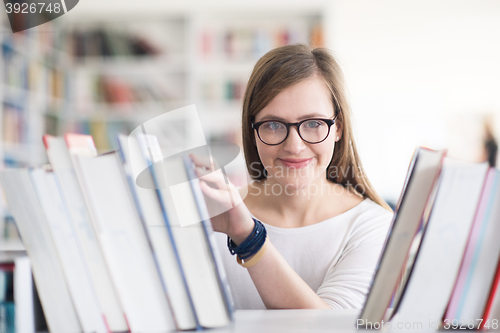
2, 63, 66, 109
1, 19, 62, 62
2, 105, 26, 144
63, 119, 135, 153
1, 33, 68, 164
3, 33, 66, 97
1, 62, 67, 159
198, 22, 323, 61
96, 76, 181, 105
72, 73, 184, 111
0, 257, 48, 333
68, 29, 161, 60
0, 132, 234, 332
2, 51, 28, 89
359, 148, 500, 329
201, 79, 246, 102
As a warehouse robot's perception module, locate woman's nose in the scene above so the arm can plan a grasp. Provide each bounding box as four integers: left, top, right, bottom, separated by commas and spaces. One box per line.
282, 126, 306, 155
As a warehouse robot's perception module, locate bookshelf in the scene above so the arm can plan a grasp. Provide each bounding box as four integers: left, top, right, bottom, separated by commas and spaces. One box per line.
0, 6, 325, 260
0, 11, 70, 246
46, 18, 190, 152
50, 11, 324, 152
0, 19, 67, 168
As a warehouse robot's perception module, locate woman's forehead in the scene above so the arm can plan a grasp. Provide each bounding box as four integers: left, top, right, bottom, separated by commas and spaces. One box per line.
254, 77, 335, 122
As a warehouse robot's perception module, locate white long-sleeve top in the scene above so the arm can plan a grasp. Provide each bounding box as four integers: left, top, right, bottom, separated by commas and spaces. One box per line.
214, 198, 393, 309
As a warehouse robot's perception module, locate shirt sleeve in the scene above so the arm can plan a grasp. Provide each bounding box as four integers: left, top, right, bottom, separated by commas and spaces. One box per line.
316, 207, 393, 309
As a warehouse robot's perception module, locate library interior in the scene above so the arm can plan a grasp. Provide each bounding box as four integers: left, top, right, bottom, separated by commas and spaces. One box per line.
0, 0, 500, 332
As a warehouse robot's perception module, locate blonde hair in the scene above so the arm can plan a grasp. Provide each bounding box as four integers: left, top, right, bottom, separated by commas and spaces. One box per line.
241, 44, 391, 211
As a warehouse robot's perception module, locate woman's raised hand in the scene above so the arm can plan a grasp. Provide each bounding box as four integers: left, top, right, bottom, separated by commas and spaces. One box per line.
189, 154, 255, 245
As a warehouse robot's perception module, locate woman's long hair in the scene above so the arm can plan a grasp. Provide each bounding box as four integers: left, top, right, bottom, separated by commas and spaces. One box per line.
241, 44, 391, 211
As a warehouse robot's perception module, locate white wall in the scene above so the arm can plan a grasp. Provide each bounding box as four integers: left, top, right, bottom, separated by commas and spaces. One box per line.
325, 0, 500, 201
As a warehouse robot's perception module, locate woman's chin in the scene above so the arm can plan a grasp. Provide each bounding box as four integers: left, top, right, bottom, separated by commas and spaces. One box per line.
272, 177, 316, 193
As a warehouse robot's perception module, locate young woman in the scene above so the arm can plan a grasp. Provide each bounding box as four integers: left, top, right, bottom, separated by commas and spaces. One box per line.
191, 44, 393, 310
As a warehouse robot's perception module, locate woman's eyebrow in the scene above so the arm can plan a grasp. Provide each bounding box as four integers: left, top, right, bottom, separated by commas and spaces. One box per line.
258, 115, 287, 121
258, 113, 330, 122
297, 113, 330, 120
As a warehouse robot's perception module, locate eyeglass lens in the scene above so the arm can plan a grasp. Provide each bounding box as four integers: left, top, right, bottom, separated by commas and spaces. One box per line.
258, 120, 330, 144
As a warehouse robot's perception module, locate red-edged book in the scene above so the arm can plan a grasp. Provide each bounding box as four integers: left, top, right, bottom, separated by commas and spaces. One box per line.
480, 258, 500, 329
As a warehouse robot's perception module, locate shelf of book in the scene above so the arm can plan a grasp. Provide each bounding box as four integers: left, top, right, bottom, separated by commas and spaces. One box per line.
0, 8, 326, 249
71, 55, 188, 73
0, 11, 71, 245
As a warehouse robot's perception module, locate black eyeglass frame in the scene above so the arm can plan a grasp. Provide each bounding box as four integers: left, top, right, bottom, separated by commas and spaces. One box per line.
252, 114, 338, 146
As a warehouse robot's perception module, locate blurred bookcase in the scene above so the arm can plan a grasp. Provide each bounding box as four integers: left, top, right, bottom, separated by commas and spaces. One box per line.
48, 17, 190, 152
53, 11, 324, 151
0, 9, 325, 246
0, 14, 67, 168
0, 10, 69, 248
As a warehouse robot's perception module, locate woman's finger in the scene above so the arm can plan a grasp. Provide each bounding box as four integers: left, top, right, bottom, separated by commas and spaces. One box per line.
199, 180, 234, 210
198, 170, 242, 203
227, 182, 244, 206
194, 165, 213, 177
189, 153, 215, 171
197, 169, 230, 189
190, 152, 222, 170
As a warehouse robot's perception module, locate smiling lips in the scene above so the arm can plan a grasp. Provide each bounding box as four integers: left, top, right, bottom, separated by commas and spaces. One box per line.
279, 158, 312, 169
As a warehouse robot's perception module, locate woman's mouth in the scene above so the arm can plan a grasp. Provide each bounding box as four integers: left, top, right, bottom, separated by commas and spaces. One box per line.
278, 158, 312, 169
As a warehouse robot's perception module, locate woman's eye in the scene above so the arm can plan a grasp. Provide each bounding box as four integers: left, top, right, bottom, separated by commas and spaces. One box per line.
304, 120, 323, 128
264, 122, 283, 130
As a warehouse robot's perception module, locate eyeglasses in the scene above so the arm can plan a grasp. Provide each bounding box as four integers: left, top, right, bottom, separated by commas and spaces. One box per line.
252, 115, 338, 146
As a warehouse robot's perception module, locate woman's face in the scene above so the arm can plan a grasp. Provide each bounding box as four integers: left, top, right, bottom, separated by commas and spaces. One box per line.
254, 75, 342, 191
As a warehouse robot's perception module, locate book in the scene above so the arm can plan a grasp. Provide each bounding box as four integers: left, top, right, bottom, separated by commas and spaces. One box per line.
444, 168, 500, 327
481, 258, 500, 329
13, 257, 35, 333
390, 159, 489, 324
0, 169, 81, 333
72, 150, 175, 332
116, 134, 198, 330
137, 133, 234, 328
104, 30, 132, 58
358, 147, 445, 325
12, 256, 48, 333
0, 262, 15, 333
182, 154, 235, 320
29, 169, 108, 333
43, 135, 129, 332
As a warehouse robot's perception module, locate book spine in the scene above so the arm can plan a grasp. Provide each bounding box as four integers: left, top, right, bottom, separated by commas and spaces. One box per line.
389, 150, 445, 317
135, 133, 201, 330
444, 168, 497, 321
114, 137, 179, 330
182, 154, 235, 320
44, 135, 128, 332
481, 256, 500, 328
